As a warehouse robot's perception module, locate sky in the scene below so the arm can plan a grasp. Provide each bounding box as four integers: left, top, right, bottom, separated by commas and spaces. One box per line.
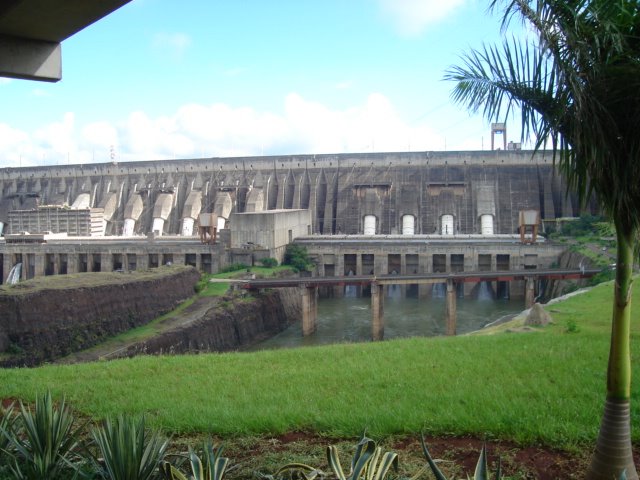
0, 0, 528, 168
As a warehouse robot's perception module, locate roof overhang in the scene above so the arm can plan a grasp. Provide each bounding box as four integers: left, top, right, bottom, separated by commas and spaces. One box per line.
0, 0, 132, 82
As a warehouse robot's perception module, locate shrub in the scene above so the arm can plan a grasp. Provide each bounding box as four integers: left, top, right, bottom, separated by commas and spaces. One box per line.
194, 274, 209, 293
259, 257, 278, 268
283, 245, 313, 272
219, 263, 249, 274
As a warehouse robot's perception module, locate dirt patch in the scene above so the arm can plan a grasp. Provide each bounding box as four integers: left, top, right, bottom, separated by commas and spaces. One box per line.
220, 432, 639, 479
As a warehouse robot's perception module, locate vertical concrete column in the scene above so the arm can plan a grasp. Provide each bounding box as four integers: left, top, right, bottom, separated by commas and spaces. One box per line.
34, 254, 46, 277
196, 254, 202, 272
101, 253, 113, 272
418, 253, 430, 299
525, 277, 536, 309
491, 254, 497, 272
300, 285, 317, 336
54, 254, 60, 275
334, 254, 345, 298
3, 255, 13, 283
356, 254, 363, 275
374, 254, 387, 275
446, 278, 457, 336
371, 282, 384, 341
137, 254, 149, 270
67, 254, 79, 274
400, 254, 407, 297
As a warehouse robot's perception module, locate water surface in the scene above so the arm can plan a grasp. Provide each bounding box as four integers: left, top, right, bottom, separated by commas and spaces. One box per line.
252, 293, 523, 350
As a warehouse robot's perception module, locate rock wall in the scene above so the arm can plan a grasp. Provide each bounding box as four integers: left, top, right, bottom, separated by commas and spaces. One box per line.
115, 287, 300, 358
544, 249, 595, 300
0, 266, 200, 366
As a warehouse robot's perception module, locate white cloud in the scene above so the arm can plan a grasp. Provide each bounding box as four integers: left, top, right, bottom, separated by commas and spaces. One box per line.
378, 0, 469, 36
152, 32, 191, 60
0, 93, 455, 166
32, 88, 50, 97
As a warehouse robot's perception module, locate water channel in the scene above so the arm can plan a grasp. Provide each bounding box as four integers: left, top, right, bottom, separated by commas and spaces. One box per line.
251, 289, 524, 351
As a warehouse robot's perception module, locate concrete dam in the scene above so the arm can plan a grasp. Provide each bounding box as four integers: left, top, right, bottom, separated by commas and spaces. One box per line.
1, 150, 585, 237
0, 149, 591, 290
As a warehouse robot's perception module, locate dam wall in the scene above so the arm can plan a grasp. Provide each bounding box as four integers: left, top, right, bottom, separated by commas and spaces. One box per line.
0, 150, 595, 238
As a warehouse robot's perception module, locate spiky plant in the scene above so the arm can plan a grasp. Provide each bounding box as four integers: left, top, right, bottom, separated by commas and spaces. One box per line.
160, 441, 230, 480
91, 414, 169, 480
2, 391, 85, 480
421, 436, 500, 480
326, 435, 398, 480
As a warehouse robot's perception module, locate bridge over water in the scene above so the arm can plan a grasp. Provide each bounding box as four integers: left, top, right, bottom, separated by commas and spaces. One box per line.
242, 268, 601, 340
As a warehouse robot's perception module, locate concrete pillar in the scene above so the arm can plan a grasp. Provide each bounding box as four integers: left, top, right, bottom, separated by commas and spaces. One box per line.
3, 255, 13, 283
101, 253, 113, 272
34, 254, 45, 277
356, 254, 362, 275
137, 254, 149, 270
67, 254, 79, 274
300, 285, 318, 336
196, 254, 202, 272
418, 253, 430, 299
374, 254, 387, 275
334, 253, 345, 298
54, 254, 60, 275
371, 282, 384, 341
400, 254, 407, 297
446, 278, 457, 336
525, 277, 535, 309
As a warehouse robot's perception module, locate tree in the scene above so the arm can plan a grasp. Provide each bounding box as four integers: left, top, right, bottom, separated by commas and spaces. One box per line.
445, 1, 640, 478
283, 244, 314, 273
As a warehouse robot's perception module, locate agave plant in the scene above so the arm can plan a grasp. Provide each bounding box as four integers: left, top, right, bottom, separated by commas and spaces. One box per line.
91, 414, 169, 480
160, 441, 230, 480
0, 401, 17, 476
326, 435, 398, 480
420, 435, 500, 480
2, 391, 85, 480
257, 462, 326, 480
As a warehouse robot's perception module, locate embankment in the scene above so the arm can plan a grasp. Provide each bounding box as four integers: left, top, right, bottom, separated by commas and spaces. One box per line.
111, 287, 300, 358
0, 266, 200, 366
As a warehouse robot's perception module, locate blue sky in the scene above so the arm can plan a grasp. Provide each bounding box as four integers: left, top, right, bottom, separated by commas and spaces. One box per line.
0, 0, 526, 167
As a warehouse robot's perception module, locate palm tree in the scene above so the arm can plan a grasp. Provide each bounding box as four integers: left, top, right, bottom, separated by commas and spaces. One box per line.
445, 1, 640, 478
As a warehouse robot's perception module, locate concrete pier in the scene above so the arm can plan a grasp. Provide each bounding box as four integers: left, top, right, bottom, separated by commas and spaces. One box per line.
446, 278, 457, 336
300, 285, 318, 336
525, 277, 536, 308
371, 282, 384, 341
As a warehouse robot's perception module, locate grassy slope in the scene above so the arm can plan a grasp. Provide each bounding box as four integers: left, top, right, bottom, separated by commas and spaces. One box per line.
0, 279, 638, 449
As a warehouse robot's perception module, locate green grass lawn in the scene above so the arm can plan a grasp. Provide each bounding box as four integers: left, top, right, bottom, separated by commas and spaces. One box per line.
0, 278, 638, 450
